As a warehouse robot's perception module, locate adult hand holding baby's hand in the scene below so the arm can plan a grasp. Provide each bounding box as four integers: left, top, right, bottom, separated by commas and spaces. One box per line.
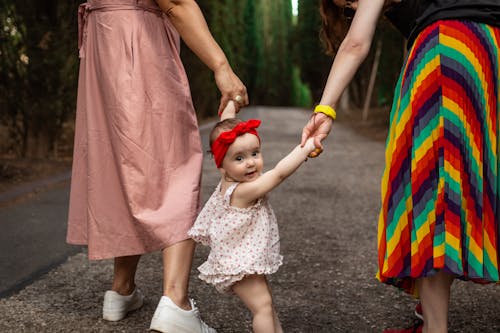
214, 63, 248, 116
219, 100, 237, 120
302, 137, 322, 158
300, 112, 332, 157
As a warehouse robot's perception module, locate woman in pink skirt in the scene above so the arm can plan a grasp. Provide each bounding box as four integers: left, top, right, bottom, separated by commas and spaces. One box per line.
67, 0, 248, 331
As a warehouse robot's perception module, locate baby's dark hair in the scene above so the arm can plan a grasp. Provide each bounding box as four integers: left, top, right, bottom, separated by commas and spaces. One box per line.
209, 118, 244, 150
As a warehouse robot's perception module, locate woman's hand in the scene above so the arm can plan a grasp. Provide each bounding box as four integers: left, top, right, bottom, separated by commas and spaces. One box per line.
214, 63, 248, 116
156, 0, 249, 115
300, 112, 333, 151
297, 0, 384, 156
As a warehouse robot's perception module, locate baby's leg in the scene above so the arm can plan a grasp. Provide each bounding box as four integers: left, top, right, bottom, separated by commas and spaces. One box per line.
273, 309, 283, 333
232, 274, 281, 333
269, 282, 283, 333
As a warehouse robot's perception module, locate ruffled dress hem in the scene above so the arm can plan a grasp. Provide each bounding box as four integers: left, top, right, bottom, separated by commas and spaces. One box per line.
198, 257, 284, 293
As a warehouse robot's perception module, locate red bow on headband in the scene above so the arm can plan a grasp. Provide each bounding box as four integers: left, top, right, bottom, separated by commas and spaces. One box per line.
211, 119, 261, 168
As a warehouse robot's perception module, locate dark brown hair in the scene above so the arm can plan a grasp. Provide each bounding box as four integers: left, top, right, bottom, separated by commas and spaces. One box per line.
319, 0, 349, 56
319, 0, 395, 56
209, 118, 243, 149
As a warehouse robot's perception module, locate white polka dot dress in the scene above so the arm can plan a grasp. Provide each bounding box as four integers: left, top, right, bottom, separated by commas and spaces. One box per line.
188, 182, 283, 293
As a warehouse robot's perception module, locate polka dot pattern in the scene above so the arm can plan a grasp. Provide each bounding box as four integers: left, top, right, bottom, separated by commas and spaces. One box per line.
188, 182, 283, 293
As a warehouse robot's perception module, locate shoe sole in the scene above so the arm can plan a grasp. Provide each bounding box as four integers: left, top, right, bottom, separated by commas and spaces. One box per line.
103, 298, 144, 321
149, 322, 198, 333
150, 322, 217, 333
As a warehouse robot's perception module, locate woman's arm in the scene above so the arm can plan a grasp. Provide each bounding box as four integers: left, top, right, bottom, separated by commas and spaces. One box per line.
301, 0, 385, 147
319, 0, 385, 107
233, 138, 316, 205
155, 0, 248, 113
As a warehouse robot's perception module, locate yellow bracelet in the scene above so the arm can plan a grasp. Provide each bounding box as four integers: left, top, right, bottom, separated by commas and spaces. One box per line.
314, 105, 336, 120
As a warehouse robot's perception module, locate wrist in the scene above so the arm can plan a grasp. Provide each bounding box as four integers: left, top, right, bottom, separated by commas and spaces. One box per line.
212, 59, 230, 74
314, 105, 336, 120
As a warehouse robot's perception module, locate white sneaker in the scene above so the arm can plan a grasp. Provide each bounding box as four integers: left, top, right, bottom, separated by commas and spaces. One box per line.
102, 288, 144, 321
149, 296, 217, 333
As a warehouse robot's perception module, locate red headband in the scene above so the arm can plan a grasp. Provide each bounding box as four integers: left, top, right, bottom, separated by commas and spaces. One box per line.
211, 119, 261, 168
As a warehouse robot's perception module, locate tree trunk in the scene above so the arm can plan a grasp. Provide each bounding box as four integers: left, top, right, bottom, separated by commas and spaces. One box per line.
24, 130, 51, 158
362, 40, 382, 122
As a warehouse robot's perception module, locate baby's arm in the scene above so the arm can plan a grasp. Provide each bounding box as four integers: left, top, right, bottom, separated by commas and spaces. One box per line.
234, 138, 317, 204
219, 100, 236, 120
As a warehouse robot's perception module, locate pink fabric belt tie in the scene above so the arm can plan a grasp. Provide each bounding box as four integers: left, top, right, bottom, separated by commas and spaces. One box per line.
78, 0, 163, 58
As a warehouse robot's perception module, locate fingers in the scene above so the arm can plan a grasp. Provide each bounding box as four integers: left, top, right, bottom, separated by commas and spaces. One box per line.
218, 92, 248, 118
214, 65, 249, 114
313, 138, 323, 150
217, 96, 230, 117
308, 147, 323, 158
232, 95, 244, 114
233, 76, 249, 106
300, 114, 318, 146
300, 127, 311, 147
219, 100, 237, 120
234, 95, 243, 104
233, 90, 249, 113
241, 90, 249, 106
230, 74, 248, 112
313, 135, 324, 150
232, 99, 242, 114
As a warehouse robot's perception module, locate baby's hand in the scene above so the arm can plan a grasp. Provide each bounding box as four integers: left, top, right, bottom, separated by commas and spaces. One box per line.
302, 138, 321, 158
219, 100, 237, 120
304, 137, 322, 158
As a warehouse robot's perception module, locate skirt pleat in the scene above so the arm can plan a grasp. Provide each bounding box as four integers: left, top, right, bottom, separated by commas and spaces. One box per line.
377, 20, 500, 295
67, 0, 203, 259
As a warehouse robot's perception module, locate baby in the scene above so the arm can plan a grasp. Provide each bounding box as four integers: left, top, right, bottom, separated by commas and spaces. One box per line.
188, 102, 317, 333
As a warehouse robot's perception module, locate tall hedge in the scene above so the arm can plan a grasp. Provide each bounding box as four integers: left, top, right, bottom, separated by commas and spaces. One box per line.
183, 0, 299, 117
0, 1, 334, 157
0, 0, 80, 158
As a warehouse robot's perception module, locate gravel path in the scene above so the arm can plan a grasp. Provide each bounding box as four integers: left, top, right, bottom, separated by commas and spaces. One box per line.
0, 107, 498, 332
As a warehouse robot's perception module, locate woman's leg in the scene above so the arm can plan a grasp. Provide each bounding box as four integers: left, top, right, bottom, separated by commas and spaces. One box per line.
162, 239, 196, 310
112, 255, 141, 295
103, 255, 143, 321
233, 274, 281, 333
150, 239, 217, 332
416, 270, 454, 333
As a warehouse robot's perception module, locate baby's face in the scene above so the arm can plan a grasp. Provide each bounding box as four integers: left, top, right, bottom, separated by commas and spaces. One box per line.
221, 133, 263, 182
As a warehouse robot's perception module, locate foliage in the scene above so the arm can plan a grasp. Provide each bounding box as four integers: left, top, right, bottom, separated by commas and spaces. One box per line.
0, 2, 26, 155
291, 66, 313, 107
0, 0, 80, 158
374, 19, 405, 106
292, 0, 331, 103
292, 0, 404, 110
183, 0, 300, 118
0, 0, 405, 158
349, 19, 405, 108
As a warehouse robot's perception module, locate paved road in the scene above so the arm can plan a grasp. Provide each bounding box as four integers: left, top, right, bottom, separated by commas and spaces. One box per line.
0, 107, 499, 332
0, 179, 80, 297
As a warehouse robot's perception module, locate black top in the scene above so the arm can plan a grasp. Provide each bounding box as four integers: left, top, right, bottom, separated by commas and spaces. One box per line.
384, 0, 500, 48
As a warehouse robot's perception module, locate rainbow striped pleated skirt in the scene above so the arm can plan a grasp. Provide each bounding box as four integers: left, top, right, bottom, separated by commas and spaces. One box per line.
377, 20, 500, 295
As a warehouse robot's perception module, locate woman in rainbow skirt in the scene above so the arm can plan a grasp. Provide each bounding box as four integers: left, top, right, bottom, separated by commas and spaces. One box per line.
300, 1, 500, 332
